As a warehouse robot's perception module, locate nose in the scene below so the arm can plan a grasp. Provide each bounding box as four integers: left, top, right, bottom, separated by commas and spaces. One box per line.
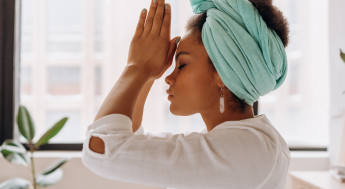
165, 70, 176, 86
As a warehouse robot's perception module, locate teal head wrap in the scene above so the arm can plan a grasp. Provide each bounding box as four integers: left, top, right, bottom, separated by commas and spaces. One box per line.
189, 0, 288, 106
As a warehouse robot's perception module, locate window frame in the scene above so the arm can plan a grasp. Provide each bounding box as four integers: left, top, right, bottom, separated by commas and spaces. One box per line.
0, 0, 17, 147
0, 0, 326, 151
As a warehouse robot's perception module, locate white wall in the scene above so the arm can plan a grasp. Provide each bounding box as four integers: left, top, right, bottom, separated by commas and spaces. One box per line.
328, 0, 345, 165
0, 152, 163, 189
0, 151, 329, 189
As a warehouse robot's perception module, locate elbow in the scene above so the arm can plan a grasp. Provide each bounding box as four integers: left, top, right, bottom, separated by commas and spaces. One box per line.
81, 135, 108, 178
89, 136, 105, 154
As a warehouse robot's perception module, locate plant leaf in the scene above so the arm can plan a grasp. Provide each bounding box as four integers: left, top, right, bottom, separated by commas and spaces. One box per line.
34, 117, 68, 148
3, 153, 30, 167
340, 49, 345, 63
36, 168, 63, 187
17, 106, 35, 141
1, 140, 26, 150
1, 139, 30, 166
39, 158, 70, 175
0, 177, 31, 189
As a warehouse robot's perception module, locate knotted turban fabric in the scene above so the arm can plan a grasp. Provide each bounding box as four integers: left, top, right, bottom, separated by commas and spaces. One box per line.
190, 0, 288, 106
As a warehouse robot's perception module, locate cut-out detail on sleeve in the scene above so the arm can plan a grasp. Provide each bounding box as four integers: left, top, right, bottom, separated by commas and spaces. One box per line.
134, 124, 144, 135
81, 114, 289, 189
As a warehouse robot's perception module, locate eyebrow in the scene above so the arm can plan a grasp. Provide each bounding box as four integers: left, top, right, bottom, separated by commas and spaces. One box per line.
175, 51, 190, 65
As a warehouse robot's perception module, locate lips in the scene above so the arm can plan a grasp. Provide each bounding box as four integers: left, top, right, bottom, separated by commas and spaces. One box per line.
166, 89, 174, 97
167, 94, 174, 100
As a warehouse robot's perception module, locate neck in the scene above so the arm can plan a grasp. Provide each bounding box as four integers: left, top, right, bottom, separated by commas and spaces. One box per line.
200, 106, 255, 132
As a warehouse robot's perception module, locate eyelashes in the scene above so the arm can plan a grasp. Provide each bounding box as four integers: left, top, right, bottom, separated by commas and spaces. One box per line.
177, 64, 186, 70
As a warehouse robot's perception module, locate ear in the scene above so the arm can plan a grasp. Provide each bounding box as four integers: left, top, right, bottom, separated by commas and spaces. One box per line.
213, 72, 224, 88
218, 82, 225, 88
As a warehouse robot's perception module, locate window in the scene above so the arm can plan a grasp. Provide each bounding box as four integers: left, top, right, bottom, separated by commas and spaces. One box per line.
0, 0, 328, 150
259, 0, 329, 149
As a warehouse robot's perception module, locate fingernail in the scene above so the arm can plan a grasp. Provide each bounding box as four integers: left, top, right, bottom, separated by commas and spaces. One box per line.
153, 0, 157, 3
176, 37, 181, 44
143, 8, 147, 13
165, 3, 169, 9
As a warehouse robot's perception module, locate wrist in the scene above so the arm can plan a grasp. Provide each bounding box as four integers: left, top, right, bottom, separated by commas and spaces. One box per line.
146, 78, 155, 85
125, 64, 152, 82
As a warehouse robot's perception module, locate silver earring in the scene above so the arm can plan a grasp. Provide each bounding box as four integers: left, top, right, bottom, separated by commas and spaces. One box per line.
220, 85, 224, 113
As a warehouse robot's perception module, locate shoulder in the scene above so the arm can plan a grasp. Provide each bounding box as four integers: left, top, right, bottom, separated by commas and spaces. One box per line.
205, 124, 282, 161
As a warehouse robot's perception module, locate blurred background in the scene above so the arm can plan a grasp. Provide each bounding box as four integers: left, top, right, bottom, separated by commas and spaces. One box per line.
19, 0, 329, 149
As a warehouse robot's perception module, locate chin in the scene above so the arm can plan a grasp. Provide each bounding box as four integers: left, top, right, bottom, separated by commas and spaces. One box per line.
169, 104, 178, 115
169, 104, 194, 116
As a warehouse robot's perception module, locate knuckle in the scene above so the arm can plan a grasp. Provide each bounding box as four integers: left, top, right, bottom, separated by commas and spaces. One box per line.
147, 35, 156, 40
146, 17, 154, 23
162, 21, 170, 28
150, 35, 158, 41
150, 2, 156, 9
155, 15, 163, 21
158, 1, 165, 7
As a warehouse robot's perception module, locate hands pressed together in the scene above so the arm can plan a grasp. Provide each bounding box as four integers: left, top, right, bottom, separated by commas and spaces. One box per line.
90, 0, 181, 154
127, 0, 181, 80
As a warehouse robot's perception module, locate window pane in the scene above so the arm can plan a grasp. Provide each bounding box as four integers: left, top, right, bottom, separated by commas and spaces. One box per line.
95, 66, 102, 96
20, 66, 32, 96
47, 67, 81, 95
46, 0, 82, 58
259, 0, 329, 148
46, 110, 82, 143
21, 0, 33, 58
94, 0, 104, 55
18, 0, 329, 147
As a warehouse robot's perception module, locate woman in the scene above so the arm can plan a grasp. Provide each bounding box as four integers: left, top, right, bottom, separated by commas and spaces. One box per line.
82, 0, 290, 188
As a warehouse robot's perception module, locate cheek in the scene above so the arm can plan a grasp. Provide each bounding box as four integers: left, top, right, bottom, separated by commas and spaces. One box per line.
170, 68, 214, 115
176, 68, 212, 101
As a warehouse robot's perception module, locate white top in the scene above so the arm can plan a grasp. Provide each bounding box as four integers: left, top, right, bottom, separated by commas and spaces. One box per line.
81, 114, 291, 189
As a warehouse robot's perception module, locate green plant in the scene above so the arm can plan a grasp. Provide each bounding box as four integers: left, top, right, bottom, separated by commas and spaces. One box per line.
341, 49, 345, 63
341, 49, 345, 95
0, 105, 69, 189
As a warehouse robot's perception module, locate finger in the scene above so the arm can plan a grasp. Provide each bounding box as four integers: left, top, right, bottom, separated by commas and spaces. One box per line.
157, 37, 180, 79
142, 0, 158, 36
160, 3, 170, 38
134, 8, 147, 38
151, 0, 165, 36
165, 36, 180, 66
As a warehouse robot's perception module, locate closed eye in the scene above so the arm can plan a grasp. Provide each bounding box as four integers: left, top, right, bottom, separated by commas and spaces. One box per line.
178, 64, 186, 70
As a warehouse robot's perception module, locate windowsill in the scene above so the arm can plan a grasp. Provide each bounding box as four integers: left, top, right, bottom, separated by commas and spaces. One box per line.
0, 151, 329, 159
23, 151, 82, 158
290, 151, 329, 158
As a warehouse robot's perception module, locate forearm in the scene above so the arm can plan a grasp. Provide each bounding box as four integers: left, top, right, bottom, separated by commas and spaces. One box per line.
88, 0, 176, 155
94, 65, 150, 122
90, 65, 151, 154
132, 79, 154, 133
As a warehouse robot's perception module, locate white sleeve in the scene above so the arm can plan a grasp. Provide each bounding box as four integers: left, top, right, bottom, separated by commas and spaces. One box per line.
133, 123, 144, 135
81, 114, 281, 189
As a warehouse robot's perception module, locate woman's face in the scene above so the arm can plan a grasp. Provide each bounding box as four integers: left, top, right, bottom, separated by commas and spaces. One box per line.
165, 30, 222, 116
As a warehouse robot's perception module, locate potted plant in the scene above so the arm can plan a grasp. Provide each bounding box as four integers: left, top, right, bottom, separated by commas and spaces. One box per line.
329, 49, 345, 182
338, 49, 345, 165
342, 49, 345, 95
0, 105, 70, 189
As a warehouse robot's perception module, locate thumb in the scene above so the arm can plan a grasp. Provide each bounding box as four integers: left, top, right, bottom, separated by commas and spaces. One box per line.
156, 37, 181, 80
166, 36, 181, 66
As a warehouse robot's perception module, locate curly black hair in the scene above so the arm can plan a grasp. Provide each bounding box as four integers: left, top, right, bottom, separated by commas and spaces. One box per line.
185, 0, 289, 113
